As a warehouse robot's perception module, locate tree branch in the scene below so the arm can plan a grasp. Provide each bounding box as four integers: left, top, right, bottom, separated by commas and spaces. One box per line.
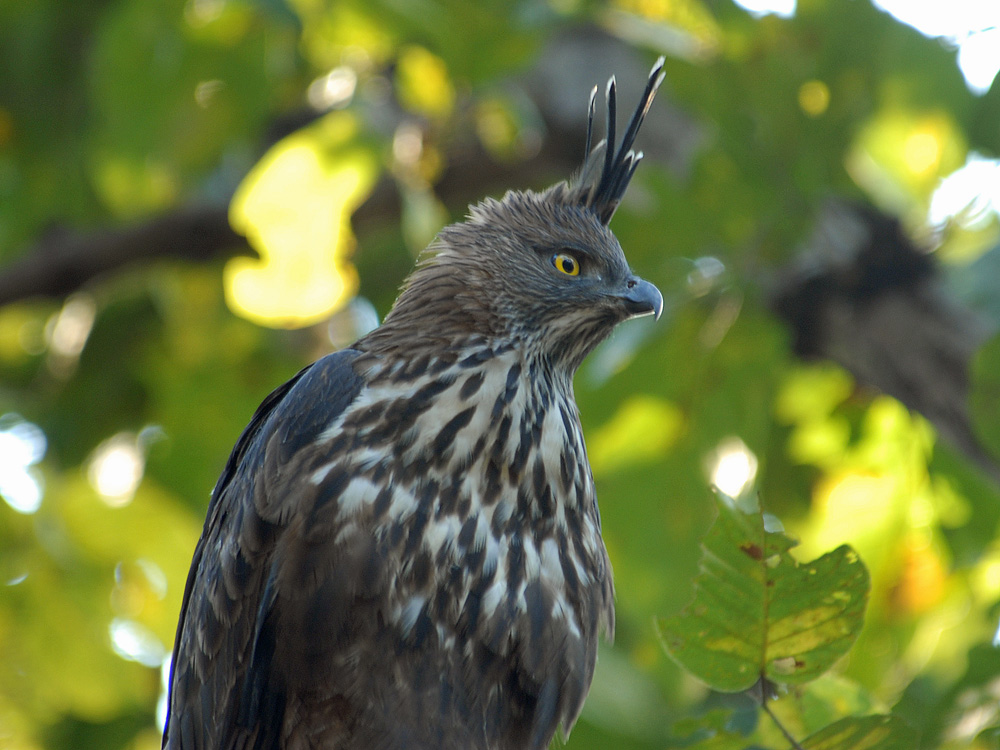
0, 204, 246, 307
0, 29, 698, 308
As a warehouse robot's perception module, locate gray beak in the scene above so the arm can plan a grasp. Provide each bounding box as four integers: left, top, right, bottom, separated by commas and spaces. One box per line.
622, 277, 663, 320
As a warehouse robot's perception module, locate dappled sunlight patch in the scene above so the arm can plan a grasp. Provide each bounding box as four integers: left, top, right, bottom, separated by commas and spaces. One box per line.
109, 617, 165, 668
731, 0, 794, 17
608, 0, 722, 61
812, 471, 900, 555
87, 433, 145, 507
589, 394, 684, 475
396, 46, 455, 119
93, 154, 179, 218
847, 108, 966, 210
776, 364, 855, 469
929, 154, 1000, 252
797, 397, 937, 568
888, 532, 948, 616
776, 379, 1000, 691
798, 79, 830, 118
971, 545, 1000, 602
706, 436, 758, 498
226, 112, 377, 328
307, 65, 358, 111
44, 293, 96, 379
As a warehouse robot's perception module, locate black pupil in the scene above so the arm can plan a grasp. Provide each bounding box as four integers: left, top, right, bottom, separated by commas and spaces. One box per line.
561, 256, 574, 272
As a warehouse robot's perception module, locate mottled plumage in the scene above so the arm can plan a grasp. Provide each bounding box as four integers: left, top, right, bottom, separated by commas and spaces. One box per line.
164, 58, 665, 750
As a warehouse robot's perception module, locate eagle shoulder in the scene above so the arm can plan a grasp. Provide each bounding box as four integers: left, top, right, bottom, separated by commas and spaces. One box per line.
163, 348, 365, 750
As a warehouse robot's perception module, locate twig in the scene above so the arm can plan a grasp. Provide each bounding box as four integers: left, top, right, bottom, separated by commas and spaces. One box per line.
0, 205, 246, 306
761, 698, 805, 750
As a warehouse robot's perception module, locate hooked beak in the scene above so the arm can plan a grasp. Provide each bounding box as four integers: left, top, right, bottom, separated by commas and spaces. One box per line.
621, 277, 663, 320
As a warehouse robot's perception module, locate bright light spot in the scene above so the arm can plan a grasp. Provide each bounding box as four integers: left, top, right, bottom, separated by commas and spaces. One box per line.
392, 121, 424, 168
109, 618, 165, 667
708, 437, 758, 497
87, 433, 144, 507
158, 657, 172, 731
194, 79, 224, 108
184, 0, 225, 27
137, 559, 169, 599
307, 67, 357, 111
47, 293, 96, 358
929, 153, 1000, 227
812, 471, 898, 551
734, 0, 1000, 93
0, 414, 46, 514
687, 256, 726, 298
0, 471, 42, 514
732, 0, 795, 18
798, 80, 830, 117
849, 109, 964, 204
904, 129, 943, 176
873, 0, 1000, 94
958, 27, 1000, 93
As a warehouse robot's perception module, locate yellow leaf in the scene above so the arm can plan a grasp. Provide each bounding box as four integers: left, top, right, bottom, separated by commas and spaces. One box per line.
397, 46, 455, 119
226, 112, 378, 328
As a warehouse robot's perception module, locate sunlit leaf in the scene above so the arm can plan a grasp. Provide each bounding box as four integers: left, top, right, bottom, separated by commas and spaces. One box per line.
226, 112, 378, 328
847, 108, 966, 207
658, 495, 870, 692
396, 45, 455, 119
608, 0, 722, 61
800, 714, 916, 750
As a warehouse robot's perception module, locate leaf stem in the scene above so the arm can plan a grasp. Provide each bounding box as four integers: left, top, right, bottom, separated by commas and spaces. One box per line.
760, 699, 805, 750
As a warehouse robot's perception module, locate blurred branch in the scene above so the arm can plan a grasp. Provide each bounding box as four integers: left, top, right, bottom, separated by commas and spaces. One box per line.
8, 29, 992, 483
0, 205, 246, 306
0, 28, 698, 308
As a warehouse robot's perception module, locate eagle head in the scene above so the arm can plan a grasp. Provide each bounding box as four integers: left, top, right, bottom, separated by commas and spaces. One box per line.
372, 58, 666, 372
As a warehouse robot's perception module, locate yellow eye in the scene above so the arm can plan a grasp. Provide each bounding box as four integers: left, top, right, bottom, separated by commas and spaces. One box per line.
552, 252, 580, 276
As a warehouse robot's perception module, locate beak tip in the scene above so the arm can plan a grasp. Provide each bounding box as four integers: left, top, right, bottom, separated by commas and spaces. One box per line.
623, 277, 663, 321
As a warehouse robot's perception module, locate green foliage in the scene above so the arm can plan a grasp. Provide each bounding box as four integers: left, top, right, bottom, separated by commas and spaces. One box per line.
970, 334, 1000, 459
800, 715, 917, 750
3, 0, 1000, 749
659, 494, 869, 692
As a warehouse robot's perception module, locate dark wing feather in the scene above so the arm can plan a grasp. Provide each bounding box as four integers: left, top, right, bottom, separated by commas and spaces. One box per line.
163, 348, 365, 750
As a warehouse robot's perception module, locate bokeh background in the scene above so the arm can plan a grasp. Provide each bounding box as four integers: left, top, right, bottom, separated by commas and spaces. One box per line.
2, 0, 1000, 747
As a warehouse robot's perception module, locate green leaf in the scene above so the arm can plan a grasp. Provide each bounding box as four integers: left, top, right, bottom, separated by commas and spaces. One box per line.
671, 708, 755, 750
969, 333, 1000, 460
800, 714, 917, 750
657, 495, 870, 692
